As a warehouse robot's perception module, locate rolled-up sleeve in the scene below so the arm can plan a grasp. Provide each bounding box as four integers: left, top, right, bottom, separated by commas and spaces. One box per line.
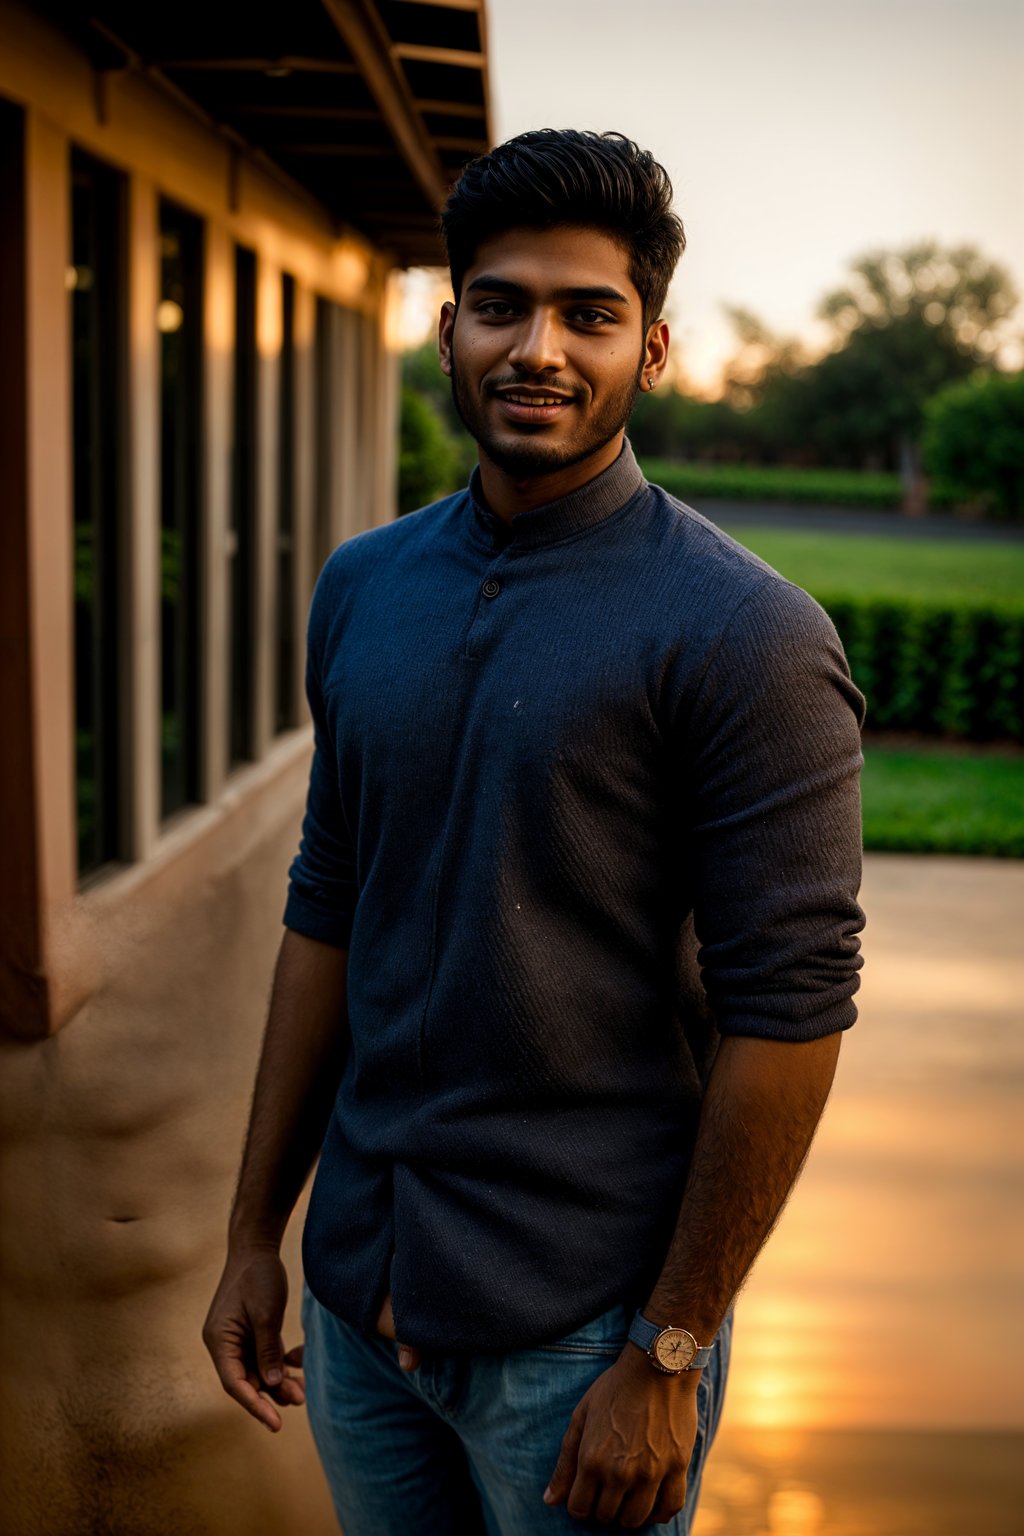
681, 575, 866, 1041
282, 565, 358, 949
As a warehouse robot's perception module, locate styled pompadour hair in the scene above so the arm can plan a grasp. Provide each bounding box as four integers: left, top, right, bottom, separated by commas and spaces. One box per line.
440, 129, 686, 327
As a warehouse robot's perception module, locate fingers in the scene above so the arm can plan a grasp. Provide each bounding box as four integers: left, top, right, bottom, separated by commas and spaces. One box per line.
543, 1408, 585, 1507
647, 1471, 688, 1528
591, 1469, 631, 1526
270, 1371, 306, 1408
211, 1346, 284, 1432
253, 1314, 286, 1389
209, 1344, 306, 1428
397, 1342, 422, 1371
203, 1250, 311, 1432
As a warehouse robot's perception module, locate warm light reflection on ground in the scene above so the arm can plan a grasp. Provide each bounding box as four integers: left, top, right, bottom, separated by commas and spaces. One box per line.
695, 1429, 1024, 1536
717, 853, 1024, 1437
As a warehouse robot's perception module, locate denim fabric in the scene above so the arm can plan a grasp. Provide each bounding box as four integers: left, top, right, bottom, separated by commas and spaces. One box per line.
301, 1282, 732, 1536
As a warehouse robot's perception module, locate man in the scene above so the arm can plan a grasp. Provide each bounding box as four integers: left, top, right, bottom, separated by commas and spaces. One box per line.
204, 130, 865, 1535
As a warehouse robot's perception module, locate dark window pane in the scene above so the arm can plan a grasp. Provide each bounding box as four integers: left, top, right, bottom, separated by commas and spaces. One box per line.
70, 149, 125, 878
229, 244, 257, 766
276, 272, 296, 733
159, 199, 203, 819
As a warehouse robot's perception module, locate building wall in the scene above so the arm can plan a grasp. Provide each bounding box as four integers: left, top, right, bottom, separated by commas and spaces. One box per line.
0, 2, 401, 1527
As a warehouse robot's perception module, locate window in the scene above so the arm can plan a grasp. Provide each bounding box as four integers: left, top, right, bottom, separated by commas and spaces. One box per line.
313, 294, 334, 584
229, 244, 257, 766
69, 148, 126, 879
276, 272, 297, 733
158, 199, 204, 819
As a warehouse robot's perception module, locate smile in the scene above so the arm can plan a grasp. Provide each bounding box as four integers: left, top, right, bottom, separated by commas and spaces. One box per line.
500, 393, 569, 406
493, 392, 575, 424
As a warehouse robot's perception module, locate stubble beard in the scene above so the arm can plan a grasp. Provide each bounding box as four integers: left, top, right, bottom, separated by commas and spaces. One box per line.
448, 339, 647, 478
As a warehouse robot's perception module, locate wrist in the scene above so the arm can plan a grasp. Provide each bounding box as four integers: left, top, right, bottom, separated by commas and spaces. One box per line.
628, 1308, 718, 1375
617, 1342, 702, 1392
641, 1299, 724, 1347
227, 1214, 286, 1255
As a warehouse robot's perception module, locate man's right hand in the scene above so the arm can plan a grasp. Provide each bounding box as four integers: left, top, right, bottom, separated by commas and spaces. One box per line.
202, 1245, 306, 1432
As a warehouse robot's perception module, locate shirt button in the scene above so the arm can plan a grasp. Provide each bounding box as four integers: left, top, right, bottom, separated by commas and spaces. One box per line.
482, 577, 500, 598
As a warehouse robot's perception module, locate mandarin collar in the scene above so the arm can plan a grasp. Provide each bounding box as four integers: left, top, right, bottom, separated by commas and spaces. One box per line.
468, 439, 646, 551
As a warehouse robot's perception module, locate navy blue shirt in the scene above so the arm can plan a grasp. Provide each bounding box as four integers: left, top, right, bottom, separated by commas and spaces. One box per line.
284, 441, 865, 1351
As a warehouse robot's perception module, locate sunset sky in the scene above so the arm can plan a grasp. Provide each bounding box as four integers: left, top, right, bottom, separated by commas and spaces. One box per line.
401, 0, 1024, 394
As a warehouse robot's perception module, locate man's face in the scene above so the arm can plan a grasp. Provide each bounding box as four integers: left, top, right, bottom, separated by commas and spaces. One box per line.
439, 225, 664, 480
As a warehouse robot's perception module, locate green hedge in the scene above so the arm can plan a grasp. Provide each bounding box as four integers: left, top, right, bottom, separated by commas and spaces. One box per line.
815, 594, 1024, 741
643, 460, 905, 509
641, 459, 976, 512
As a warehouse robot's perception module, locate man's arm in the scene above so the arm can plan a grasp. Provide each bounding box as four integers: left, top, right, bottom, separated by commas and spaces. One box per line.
547, 576, 865, 1527
544, 1030, 841, 1528
202, 928, 349, 1432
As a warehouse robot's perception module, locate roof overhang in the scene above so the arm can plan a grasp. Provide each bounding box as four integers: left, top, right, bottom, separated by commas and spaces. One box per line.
46, 0, 493, 265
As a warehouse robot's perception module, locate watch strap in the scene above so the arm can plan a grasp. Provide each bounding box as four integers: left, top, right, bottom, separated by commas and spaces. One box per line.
628, 1309, 714, 1370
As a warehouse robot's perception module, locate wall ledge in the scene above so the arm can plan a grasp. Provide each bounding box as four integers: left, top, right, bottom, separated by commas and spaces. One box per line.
2, 727, 313, 1040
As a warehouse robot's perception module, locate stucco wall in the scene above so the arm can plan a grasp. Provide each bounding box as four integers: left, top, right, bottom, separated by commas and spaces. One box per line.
0, 744, 340, 1535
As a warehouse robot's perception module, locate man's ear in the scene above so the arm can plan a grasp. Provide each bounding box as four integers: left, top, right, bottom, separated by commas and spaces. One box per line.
438, 301, 457, 377
643, 319, 670, 387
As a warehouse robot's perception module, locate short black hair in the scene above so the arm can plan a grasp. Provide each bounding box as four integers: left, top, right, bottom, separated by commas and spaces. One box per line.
440, 129, 686, 327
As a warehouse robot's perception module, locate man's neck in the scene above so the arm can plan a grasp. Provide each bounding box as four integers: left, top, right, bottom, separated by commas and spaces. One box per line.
476, 432, 625, 526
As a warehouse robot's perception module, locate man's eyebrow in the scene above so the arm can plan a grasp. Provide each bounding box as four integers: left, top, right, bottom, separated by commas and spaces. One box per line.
465, 275, 631, 305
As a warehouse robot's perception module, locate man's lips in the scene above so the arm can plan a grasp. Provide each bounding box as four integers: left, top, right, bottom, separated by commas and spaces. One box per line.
491, 388, 577, 425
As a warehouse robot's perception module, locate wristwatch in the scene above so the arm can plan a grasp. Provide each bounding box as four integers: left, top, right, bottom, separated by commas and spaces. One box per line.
628, 1310, 714, 1374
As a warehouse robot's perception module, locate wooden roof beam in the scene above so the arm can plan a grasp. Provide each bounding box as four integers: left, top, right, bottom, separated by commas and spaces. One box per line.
230, 105, 381, 120
393, 0, 482, 11
393, 43, 485, 68
153, 56, 358, 74
414, 97, 487, 119
320, 0, 448, 210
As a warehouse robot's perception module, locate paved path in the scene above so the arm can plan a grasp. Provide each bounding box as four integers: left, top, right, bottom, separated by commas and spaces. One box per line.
715, 849, 1024, 1433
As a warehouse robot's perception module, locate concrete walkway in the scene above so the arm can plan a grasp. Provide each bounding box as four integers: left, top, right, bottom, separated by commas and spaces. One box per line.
712, 849, 1024, 1432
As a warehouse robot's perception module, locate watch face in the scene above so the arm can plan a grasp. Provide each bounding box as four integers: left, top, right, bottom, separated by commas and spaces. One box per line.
653, 1328, 697, 1372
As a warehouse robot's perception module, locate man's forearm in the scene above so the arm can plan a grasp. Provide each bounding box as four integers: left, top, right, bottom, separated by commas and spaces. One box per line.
643, 1031, 842, 1343
228, 927, 350, 1251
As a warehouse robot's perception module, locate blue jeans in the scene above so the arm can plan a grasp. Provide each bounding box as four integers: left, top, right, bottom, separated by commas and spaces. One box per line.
301, 1282, 732, 1535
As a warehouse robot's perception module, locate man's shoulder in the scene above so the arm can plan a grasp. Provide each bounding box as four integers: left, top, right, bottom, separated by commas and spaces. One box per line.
643, 481, 774, 583
637, 482, 843, 670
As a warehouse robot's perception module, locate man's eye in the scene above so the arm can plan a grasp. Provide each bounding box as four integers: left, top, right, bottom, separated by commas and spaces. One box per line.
572, 309, 613, 326
478, 300, 517, 317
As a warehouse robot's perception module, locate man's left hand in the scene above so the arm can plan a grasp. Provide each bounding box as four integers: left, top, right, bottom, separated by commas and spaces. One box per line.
543, 1347, 699, 1528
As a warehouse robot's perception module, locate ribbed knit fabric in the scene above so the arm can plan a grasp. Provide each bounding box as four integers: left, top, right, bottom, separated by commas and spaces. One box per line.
284, 439, 866, 1352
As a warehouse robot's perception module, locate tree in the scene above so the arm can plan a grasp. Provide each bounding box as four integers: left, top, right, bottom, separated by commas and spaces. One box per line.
922, 370, 1024, 521
815, 242, 1020, 504
398, 387, 462, 515
717, 307, 808, 414
819, 242, 1019, 364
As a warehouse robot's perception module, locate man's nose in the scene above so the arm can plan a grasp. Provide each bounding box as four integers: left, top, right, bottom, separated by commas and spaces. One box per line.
506, 310, 566, 374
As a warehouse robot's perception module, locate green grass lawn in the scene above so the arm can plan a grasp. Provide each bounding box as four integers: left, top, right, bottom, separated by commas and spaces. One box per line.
716, 524, 1024, 607
862, 743, 1024, 857
711, 524, 1024, 855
